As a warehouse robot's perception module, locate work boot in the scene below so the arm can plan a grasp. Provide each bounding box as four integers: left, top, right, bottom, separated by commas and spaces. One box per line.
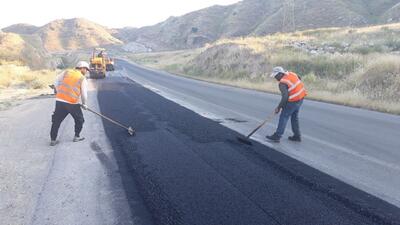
288, 135, 302, 142
50, 140, 59, 146
266, 134, 280, 143
73, 136, 85, 142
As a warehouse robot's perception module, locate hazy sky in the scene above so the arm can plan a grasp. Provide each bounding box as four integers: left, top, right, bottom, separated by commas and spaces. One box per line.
1, 0, 240, 29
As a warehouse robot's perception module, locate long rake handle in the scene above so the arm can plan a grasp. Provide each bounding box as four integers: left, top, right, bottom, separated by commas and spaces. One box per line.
85, 106, 130, 130
246, 113, 275, 138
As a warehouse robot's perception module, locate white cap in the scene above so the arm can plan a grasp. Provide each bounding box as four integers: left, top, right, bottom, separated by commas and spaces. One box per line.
76, 61, 90, 70
270, 66, 286, 77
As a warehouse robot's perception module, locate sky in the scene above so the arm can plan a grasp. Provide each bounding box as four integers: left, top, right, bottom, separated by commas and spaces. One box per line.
0, 0, 240, 29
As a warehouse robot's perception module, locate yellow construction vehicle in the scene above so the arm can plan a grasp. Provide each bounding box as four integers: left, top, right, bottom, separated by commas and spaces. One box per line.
90, 48, 107, 79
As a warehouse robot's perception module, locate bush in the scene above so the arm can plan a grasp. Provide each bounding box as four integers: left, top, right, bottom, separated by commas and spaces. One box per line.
355, 56, 400, 101
351, 45, 385, 55
271, 51, 363, 79
0, 65, 55, 90
184, 43, 268, 80
302, 73, 318, 84
384, 38, 400, 51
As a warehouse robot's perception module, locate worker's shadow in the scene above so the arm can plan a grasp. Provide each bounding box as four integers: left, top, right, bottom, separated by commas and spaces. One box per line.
90, 141, 115, 173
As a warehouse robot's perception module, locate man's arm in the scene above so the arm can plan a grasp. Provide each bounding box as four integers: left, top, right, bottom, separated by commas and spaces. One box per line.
80, 78, 88, 106
277, 83, 289, 110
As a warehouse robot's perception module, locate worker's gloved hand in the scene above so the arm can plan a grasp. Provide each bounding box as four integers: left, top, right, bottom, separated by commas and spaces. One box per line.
81, 104, 88, 110
274, 107, 282, 114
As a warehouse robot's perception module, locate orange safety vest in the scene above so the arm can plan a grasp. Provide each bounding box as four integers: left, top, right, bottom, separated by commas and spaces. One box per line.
280, 72, 307, 102
56, 69, 84, 104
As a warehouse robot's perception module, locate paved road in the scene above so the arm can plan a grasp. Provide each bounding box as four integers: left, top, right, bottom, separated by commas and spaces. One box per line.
96, 72, 400, 224
116, 59, 400, 208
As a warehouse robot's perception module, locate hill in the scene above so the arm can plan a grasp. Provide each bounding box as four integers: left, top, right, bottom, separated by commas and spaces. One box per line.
117, 0, 400, 51
2, 24, 39, 35
37, 18, 123, 52
0, 32, 49, 69
3, 18, 123, 52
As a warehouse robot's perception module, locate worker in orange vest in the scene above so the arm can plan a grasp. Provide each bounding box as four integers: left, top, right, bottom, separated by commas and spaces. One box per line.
50, 61, 90, 146
266, 67, 307, 143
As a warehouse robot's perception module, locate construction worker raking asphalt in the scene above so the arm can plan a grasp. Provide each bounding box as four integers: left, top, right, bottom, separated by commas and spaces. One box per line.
49, 61, 90, 146
266, 66, 307, 143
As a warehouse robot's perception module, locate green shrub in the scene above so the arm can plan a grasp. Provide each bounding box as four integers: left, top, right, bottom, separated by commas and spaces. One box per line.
271, 52, 363, 79
302, 73, 317, 84
351, 45, 385, 54
384, 38, 400, 51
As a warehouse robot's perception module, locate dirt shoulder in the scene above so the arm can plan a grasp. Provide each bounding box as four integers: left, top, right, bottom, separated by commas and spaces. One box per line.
0, 88, 54, 111
0, 80, 145, 225
0, 96, 55, 224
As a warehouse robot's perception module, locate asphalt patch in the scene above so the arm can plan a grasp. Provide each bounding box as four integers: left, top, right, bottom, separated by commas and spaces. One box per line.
96, 77, 400, 225
225, 118, 248, 123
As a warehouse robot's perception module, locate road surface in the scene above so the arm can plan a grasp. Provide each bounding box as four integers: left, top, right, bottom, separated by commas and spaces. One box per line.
116, 59, 400, 208
2, 60, 399, 225
95, 65, 400, 224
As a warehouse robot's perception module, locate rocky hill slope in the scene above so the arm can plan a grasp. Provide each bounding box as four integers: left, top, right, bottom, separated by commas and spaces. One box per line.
116, 0, 400, 50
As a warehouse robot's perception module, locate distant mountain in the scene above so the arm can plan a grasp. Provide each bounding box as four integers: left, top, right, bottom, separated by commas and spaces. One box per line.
37, 18, 123, 52
116, 0, 400, 51
2, 18, 123, 52
2, 23, 39, 35
0, 32, 49, 68
115, 5, 236, 51
2, 0, 400, 53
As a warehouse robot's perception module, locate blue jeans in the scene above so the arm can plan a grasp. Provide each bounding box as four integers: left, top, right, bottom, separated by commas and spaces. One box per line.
275, 99, 303, 138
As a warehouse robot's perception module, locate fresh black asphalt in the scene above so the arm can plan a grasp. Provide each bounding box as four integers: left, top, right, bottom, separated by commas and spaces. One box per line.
96, 76, 400, 225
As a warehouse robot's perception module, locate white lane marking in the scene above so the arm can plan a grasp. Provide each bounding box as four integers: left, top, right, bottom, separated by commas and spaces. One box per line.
122, 72, 400, 172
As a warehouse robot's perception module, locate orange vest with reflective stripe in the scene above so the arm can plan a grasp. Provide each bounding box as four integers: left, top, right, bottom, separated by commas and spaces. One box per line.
56, 69, 84, 104
280, 72, 307, 102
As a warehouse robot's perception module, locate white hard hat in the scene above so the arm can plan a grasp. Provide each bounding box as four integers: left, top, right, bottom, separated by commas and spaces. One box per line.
76, 61, 90, 70
270, 66, 287, 77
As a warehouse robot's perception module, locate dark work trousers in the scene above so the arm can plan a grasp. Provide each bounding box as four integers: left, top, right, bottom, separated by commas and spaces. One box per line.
275, 99, 303, 138
50, 101, 84, 141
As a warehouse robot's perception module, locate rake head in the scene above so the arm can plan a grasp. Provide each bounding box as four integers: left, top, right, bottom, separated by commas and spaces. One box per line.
236, 137, 253, 146
128, 127, 135, 136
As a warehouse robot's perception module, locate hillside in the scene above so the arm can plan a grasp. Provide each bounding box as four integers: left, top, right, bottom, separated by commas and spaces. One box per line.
3, 18, 123, 52
0, 32, 49, 69
2, 24, 39, 35
37, 18, 123, 52
3, 1, 400, 53
117, 0, 400, 51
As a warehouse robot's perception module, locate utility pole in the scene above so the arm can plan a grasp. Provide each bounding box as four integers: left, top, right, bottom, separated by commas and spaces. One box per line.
282, 0, 296, 32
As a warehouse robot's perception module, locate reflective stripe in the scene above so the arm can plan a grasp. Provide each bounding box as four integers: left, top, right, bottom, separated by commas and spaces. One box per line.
289, 88, 305, 100
57, 89, 79, 99
280, 79, 293, 86
288, 80, 301, 92
58, 83, 79, 92
58, 84, 80, 97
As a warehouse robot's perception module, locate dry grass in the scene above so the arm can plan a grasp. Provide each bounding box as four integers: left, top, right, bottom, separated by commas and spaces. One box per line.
0, 65, 55, 89
128, 49, 203, 69
0, 64, 56, 110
